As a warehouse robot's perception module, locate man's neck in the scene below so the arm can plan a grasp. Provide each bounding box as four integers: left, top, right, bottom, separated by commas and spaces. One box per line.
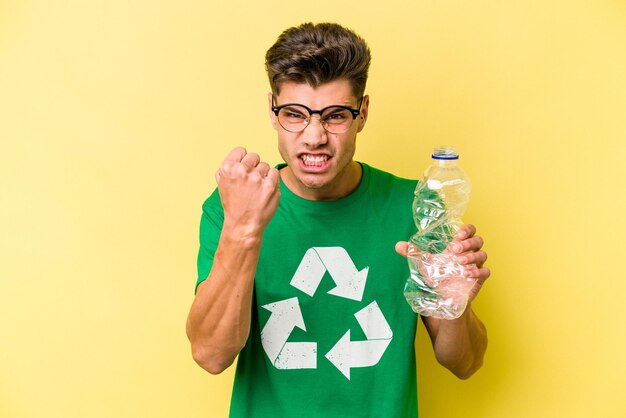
280, 161, 363, 201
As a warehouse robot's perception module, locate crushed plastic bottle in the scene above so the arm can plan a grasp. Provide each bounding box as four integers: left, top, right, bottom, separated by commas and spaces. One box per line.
404, 146, 477, 319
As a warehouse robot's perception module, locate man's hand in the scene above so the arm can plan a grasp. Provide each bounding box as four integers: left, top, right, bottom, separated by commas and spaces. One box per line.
395, 224, 490, 379
448, 224, 490, 301
216, 147, 280, 238
187, 147, 280, 375
395, 224, 491, 302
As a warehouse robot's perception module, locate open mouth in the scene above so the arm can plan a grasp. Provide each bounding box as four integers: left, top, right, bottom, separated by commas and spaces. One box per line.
300, 154, 330, 167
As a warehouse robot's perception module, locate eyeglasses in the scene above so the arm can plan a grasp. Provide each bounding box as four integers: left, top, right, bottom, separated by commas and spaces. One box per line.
271, 96, 363, 134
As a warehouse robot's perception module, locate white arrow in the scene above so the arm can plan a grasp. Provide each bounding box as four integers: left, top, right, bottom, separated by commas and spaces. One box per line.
290, 247, 368, 302
325, 301, 393, 380
260, 297, 316, 370
274, 341, 317, 370
354, 300, 393, 340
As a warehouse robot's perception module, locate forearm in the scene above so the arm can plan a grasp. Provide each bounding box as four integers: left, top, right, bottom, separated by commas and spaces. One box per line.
426, 305, 488, 379
186, 226, 262, 374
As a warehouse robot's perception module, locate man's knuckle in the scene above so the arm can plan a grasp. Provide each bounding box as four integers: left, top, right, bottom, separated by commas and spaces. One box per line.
234, 163, 248, 174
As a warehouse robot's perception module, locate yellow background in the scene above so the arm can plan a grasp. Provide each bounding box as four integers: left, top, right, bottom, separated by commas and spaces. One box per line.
1, 1, 625, 417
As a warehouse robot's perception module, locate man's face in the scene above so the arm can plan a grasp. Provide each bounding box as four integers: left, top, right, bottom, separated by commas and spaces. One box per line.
269, 79, 369, 200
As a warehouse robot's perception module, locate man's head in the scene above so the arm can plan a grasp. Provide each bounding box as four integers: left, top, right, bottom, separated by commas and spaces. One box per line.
265, 22, 371, 99
265, 23, 371, 201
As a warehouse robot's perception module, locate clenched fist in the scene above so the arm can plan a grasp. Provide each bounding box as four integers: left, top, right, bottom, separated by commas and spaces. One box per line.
216, 147, 281, 238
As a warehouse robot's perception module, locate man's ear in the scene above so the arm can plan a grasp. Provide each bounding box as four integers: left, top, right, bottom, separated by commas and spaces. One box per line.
357, 95, 370, 133
268, 92, 278, 130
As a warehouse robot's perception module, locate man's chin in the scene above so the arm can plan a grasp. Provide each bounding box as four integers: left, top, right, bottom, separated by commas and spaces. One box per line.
296, 174, 329, 190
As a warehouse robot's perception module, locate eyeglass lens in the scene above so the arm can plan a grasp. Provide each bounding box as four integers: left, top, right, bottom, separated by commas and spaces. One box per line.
277, 105, 355, 133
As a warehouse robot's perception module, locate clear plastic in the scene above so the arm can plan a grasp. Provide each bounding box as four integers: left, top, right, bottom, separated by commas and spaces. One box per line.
404, 147, 477, 319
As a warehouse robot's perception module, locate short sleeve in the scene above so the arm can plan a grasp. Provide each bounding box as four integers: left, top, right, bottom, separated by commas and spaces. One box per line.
195, 189, 224, 293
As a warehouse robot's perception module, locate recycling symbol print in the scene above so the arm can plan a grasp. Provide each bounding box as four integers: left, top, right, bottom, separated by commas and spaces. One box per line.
260, 247, 393, 380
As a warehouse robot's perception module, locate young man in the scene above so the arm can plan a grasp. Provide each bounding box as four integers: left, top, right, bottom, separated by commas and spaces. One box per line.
186, 23, 490, 417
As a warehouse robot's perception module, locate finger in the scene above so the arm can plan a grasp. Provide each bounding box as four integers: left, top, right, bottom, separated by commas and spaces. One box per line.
256, 162, 271, 177
450, 235, 484, 254
395, 241, 409, 257
265, 168, 282, 208
224, 147, 247, 163
455, 224, 476, 240
458, 250, 488, 267
465, 267, 491, 280
268, 184, 281, 208
266, 167, 280, 185
241, 152, 260, 168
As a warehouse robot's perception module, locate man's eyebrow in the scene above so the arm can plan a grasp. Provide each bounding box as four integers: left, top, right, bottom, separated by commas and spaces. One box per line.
282, 104, 307, 112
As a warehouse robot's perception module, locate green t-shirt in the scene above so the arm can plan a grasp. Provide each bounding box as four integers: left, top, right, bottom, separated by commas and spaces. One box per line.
196, 163, 420, 418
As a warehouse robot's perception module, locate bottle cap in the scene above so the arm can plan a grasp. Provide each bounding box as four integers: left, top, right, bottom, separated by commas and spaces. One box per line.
432, 146, 459, 160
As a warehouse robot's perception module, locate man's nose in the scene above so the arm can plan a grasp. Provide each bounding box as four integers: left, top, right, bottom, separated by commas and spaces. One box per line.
302, 115, 328, 147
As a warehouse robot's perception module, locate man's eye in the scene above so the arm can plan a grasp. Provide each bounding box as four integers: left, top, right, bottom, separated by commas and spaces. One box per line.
324, 111, 349, 122
283, 111, 306, 119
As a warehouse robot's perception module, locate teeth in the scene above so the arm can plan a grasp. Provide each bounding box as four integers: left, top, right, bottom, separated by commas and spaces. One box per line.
301, 155, 328, 165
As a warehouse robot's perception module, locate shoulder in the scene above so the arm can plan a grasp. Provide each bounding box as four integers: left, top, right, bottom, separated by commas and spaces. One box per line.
361, 163, 417, 193
200, 188, 224, 229
358, 163, 416, 224
201, 188, 223, 214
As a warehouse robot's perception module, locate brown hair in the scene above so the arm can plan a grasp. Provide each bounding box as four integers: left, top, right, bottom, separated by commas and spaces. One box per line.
265, 22, 371, 98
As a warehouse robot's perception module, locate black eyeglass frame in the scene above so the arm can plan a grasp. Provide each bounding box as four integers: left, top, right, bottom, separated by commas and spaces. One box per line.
271, 96, 364, 133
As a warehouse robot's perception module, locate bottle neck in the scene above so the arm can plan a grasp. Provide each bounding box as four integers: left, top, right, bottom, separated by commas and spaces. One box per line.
432, 158, 458, 168
432, 146, 458, 160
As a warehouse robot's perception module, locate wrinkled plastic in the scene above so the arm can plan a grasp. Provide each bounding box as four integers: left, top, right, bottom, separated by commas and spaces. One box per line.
404, 147, 477, 319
